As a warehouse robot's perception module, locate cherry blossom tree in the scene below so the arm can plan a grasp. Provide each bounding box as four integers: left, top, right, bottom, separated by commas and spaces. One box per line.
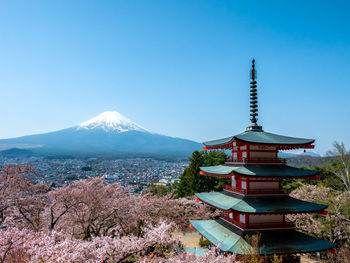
0, 221, 178, 263
0, 166, 224, 262
46, 177, 216, 238
327, 141, 350, 194
290, 184, 350, 244
0, 164, 48, 230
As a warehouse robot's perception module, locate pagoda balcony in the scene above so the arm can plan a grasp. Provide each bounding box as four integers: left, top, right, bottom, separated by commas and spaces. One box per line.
223, 184, 289, 195
225, 157, 286, 164
247, 221, 295, 230
221, 217, 295, 230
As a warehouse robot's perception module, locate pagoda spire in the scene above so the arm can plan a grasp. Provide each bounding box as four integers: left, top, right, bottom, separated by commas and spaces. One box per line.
246, 59, 263, 131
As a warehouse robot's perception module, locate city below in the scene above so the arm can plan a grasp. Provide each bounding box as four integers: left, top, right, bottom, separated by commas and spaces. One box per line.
0, 154, 188, 192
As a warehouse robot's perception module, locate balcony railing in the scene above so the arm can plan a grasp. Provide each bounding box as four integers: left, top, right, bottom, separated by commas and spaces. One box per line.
247, 221, 295, 229
225, 157, 286, 164
223, 184, 289, 195
221, 216, 245, 229
221, 216, 294, 230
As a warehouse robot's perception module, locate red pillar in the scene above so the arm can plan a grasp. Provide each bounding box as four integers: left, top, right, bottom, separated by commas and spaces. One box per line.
247, 178, 250, 194
247, 144, 250, 162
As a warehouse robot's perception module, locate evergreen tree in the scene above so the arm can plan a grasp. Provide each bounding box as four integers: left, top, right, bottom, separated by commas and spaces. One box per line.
176, 150, 227, 198
202, 150, 227, 192
176, 151, 203, 197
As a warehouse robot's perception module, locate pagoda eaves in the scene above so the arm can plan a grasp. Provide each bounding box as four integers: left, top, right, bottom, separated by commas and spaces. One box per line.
190, 219, 336, 255
199, 164, 319, 179
203, 131, 315, 150
195, 192, 327, 214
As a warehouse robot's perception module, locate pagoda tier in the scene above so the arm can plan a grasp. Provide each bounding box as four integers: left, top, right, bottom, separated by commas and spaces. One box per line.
195, 192, 327, 214
190, 218, 336, 255
203, 130, 315, 150
195, 191, 327, 230
203, 131, 314, 165
200, 164, 319, 178
200, 164, 320, 196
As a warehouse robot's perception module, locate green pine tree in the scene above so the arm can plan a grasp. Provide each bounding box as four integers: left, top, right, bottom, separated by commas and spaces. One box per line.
176, 150, 228, 198
176, 150, 203, 197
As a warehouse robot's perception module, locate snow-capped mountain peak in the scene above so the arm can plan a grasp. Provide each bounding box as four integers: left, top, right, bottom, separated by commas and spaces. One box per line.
78, 111, 149, 133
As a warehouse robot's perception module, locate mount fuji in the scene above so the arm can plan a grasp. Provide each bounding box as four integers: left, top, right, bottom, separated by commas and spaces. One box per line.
78, 111, 149, 133
0, 111, 201, 158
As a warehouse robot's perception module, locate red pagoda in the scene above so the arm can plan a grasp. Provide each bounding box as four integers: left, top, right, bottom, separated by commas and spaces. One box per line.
190, 60, 336, 262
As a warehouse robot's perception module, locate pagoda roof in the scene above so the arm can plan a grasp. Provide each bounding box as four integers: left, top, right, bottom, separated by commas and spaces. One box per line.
195, 191, 327, 213
190, 218, 336, 255
203, 130, 314, 147
200, 164, 318, 178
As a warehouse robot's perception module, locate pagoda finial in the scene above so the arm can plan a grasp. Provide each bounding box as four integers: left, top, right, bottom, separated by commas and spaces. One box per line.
246, 59, 263, 132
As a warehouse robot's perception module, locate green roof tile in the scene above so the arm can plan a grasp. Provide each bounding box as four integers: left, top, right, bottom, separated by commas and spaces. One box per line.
200, 164, 318, 178
203, 131, 314, 147
190, 219, 250, 253
195, 192, 327, 213
190, 219, 336, 255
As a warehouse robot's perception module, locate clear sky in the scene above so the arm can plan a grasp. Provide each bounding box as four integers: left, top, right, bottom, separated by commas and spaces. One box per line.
0, 0, 349, 154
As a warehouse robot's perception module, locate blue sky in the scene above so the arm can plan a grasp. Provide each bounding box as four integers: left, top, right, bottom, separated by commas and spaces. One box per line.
0, 0, 349, 154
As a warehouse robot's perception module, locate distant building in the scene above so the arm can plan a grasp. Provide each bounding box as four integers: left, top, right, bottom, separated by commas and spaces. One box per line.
158, 179, 169, 185
105, 173, 120, 181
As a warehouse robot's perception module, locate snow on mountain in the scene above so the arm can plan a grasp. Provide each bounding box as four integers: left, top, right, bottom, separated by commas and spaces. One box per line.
78, 111, 149, 133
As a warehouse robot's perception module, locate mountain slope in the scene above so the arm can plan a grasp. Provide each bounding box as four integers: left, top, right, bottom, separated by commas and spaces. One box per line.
0, 111, 201, 157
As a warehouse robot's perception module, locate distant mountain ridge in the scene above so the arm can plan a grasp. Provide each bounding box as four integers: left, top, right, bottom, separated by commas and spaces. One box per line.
287, 155, 325, 168
0, 111, 201, 158
278, 151, 320, 158
0, 148, 35, 157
